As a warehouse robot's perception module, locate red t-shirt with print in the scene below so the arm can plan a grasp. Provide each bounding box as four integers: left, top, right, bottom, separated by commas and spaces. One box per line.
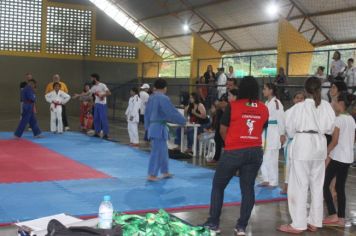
221, 99, 269, 150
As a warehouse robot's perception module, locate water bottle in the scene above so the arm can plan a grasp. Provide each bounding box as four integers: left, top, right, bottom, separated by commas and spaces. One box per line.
98, 195, 113, 229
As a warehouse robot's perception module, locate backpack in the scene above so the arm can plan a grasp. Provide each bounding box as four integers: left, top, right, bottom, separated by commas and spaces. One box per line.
45, 219, 122, 236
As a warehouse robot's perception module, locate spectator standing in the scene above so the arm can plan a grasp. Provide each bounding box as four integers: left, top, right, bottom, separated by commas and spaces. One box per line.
139, 83, 150, 124
74, 73, 111, 139
227, 66, 234, 79
217, 67, 227, 99
202, 76, 269, 235
203, 65, 216, 84
343, 58, 356, 93
330, 51, 346, 79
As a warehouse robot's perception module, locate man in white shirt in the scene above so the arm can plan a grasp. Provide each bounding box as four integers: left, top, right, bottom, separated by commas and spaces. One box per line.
315, 66, 330, 101
217, 67, 227, 99
139, 83, 150, 124
343, 58, 356, 93
75, 73, 111, 139
227, 66, 234, 79
330, 51, 346, 78
139, 83, 150, 141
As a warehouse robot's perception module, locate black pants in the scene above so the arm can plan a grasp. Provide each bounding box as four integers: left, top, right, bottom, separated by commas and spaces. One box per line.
208, 147, 263, 229
61, 105, 69, 127
139, 114, 144, 124
323, 159, 350, 218
213, 131, 224, 161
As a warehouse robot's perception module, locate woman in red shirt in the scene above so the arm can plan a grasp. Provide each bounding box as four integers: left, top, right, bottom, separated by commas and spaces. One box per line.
202, 76, 269, 235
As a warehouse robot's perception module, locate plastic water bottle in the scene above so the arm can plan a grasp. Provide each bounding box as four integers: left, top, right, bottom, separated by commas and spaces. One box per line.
98, 195, 113, 229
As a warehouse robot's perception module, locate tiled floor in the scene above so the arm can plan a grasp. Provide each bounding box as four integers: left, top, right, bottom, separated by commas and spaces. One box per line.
1, 113, 356, 235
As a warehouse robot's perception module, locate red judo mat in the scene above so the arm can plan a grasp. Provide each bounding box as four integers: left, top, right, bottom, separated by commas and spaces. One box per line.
0, 139, 110, 183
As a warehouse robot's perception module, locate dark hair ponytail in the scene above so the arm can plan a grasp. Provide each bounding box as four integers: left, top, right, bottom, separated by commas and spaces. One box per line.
265, 83, 278, 98
305, 77, 321, 107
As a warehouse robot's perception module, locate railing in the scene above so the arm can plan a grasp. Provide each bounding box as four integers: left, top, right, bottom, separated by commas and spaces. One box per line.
197, 53, 278, 78
106, 77, 317, 121
286, 47, 356, 78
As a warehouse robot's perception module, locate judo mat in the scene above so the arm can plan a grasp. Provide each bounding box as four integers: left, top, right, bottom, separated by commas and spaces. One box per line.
0, 132, 286, 225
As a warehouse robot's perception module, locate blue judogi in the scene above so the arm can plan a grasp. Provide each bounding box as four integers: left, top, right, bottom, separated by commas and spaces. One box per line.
14, 85, 41, 137
144, 92, 186, 176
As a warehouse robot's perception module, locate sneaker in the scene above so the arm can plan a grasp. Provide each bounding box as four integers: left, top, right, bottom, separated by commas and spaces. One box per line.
234, 228, 246, 235
102, 134, 109, 140
201, 222, 221, 234
93, 133, 100, 138
65, 126, 70, 131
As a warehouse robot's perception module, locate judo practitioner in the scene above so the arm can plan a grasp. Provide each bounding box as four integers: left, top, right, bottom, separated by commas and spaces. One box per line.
144, 78, 186, 181
125, 87, 141, 146
14, 79, 42, 138
281, 91, 305, 194
74, 73, 111, 139
278, 77, 335, 234
45, 82, 71, 133
260, 83, 285, 187
45, 74, 70, 130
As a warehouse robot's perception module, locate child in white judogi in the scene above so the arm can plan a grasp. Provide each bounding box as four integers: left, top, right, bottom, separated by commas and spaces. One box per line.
281, 91, 305, 194
260, 83, 285, 187
45, 82, 71, 133
278, 77, 335, 234
125, 87, 141, 146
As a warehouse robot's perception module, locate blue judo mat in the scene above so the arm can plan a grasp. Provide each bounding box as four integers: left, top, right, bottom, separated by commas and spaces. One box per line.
0, 132, 285, 224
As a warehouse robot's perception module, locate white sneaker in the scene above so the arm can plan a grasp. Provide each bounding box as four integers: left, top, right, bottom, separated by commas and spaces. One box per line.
65, 127, 70, 131
234, 228, 246, 235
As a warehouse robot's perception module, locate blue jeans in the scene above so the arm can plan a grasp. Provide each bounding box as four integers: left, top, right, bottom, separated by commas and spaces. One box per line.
174, 124, 209, 149
208, 147, 263, 229
94, 103, 109, 135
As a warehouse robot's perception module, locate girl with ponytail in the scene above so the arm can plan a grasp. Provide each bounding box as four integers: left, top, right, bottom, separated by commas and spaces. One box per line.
323, 92, 356, 227
278, 77, 335, 234
260, 83, 285, 188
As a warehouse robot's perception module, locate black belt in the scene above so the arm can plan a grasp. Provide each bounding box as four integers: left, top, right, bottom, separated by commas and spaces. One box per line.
297, 130, 318, 134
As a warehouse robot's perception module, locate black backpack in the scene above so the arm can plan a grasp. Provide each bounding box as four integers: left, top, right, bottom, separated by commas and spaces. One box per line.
45, 219, 122, 236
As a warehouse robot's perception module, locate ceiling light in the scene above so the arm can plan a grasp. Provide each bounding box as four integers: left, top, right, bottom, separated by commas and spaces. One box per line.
266, 2, 279, 17
183, 24, 189, 32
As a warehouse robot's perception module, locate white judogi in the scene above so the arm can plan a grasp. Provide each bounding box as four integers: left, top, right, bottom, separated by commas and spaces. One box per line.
261, 96, 285, 186
125, 94, 141, 144
217, 73, 227, 99
343, 67, 356, 93
286, 99, 335, 230
283, 108, 293, 184
45, 90, 71, 133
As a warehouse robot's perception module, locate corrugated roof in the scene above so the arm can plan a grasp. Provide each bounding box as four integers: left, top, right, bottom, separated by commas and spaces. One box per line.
112, 0, 356, 56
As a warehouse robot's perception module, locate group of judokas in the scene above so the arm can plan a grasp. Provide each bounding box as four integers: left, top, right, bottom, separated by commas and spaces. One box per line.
259, 70, 356, 233
15, 73, 112, 139
15, 74, 70, 138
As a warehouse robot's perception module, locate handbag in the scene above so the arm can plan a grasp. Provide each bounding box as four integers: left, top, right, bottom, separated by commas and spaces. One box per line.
45, 219, 122, 236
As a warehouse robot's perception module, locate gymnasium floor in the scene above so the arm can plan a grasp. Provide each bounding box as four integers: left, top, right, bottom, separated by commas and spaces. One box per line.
1, 114, 356, 236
